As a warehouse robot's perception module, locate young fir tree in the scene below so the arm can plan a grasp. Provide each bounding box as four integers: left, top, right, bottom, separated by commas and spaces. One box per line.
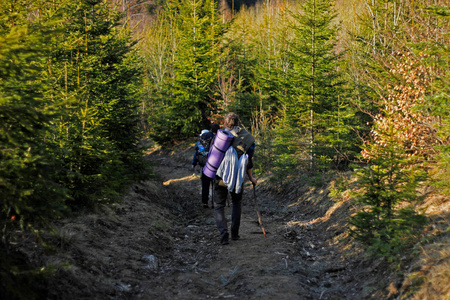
142, 3, 181, 143
0, 0, 69, 246
284, 0, 347, 170
45, 0, 144, 205
0, 1, 71, 297
343, 0, 449, 261
270, 2, 304, 179
350, 53, 433, 258
141, 7, 179, 133
249, 0, 281, 114
1, 0, 144, 296
221, 6, 259, 126
149, 0, 225, 143
350, 0, 449, 194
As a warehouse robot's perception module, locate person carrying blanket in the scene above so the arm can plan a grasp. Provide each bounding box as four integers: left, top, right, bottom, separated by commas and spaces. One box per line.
214, 113, 257, 245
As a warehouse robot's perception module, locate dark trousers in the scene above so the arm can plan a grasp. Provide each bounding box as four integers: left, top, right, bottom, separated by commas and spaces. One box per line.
214, 180, 243, 239
201, 173, 212, 205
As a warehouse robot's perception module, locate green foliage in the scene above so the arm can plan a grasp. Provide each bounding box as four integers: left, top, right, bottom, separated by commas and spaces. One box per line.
0, 245, 51, 300
250, 110, 274, 176
328, 172, 352, 201
140, 8, 179, 140
270, 113, 302, 184
350, 99, 428, 258
350, 206, 426, 260
346, 1, 450, 261
281, 0, 355, 171
142, 0, 362, 174
0, 0, 69, 246
147, 0, 226, 144
220, 10, 263, 125
42, 0, 146, 206
412, 8, 450, 194
1, 0, 147, 294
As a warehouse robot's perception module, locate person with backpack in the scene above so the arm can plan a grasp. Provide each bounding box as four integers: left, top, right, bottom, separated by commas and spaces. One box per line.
210, 123, 220, 135
192, 126, 218, 208
192, 129, 212, 170
213, 113, 257, 245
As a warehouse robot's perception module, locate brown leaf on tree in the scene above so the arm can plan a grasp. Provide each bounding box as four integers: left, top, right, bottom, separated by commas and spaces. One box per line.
362, 52, 440, 161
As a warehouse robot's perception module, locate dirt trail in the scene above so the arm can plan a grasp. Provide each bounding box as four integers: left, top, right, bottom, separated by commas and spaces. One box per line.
138, 146, 360, 300
36, 145, 379, 299
143, 151, 310, 299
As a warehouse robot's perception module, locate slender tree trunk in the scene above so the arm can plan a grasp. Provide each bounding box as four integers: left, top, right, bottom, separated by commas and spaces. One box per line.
310, 0, 316, 169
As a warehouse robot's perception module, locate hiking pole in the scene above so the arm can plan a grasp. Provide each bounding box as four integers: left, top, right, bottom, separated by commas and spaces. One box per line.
252, 183, 267, 238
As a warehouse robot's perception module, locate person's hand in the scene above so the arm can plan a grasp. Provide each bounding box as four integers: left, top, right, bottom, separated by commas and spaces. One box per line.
251, 177, 258, 186
192, 164, 196, 170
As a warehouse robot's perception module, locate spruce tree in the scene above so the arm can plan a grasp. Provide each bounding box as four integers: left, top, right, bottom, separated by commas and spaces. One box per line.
0, 0, 69, 247
0, 2, 71, 296
350, 54, 432, 257
220, 6, 259, 126
149, 0, 225, 143
1, 0, 145, 296
285, 0, 348, 170
44, 0, 144, 205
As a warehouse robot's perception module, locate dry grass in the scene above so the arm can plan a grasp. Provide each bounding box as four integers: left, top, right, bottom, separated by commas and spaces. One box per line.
404, 191, 450, 300
288, 169, 450, 299
410, 245, 450, 300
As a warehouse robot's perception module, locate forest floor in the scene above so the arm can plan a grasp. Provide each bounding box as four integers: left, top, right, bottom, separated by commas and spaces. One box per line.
16, 142, 449, 299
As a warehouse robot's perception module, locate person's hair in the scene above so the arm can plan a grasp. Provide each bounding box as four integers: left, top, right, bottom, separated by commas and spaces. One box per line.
211, 123, 220, 134
223, 113, 239, 129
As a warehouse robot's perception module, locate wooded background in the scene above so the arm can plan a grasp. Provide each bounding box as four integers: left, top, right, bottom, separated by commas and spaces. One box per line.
1, 0, 449, 297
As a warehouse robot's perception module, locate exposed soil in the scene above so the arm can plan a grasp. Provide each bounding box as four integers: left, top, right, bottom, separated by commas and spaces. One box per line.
12, 143, 415, 299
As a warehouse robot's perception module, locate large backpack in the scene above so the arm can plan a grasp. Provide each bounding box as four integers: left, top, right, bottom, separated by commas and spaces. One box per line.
197, 132, 214, 167
203, 128, 255, 179
229, 126, 255, 158
214, 127, 255, 191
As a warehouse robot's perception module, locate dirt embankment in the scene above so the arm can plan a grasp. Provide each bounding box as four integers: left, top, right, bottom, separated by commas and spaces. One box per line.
12, 142, 449, 299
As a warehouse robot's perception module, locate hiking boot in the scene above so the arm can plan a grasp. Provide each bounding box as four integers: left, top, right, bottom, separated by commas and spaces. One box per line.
231, 234, 240, 241
220, 233, 229, 245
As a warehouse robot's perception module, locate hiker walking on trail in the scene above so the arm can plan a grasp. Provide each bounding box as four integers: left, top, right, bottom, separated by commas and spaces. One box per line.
192, 129, 210, 170
213, 113, 257, 245
192, 129, 213, 208
192, 124, 220, 208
